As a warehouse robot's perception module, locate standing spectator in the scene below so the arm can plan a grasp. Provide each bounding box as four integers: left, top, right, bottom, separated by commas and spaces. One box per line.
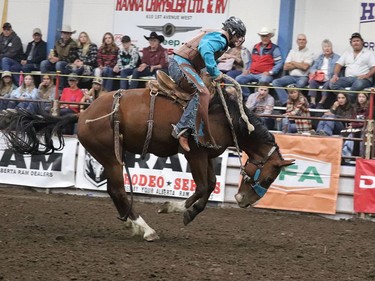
279, 85, 312, 133
6, 74, 38, 111
315, 92, 354, 136
40, 25, 78, 88
307, 39, 340, 109
66, 31, 98, 81
272, 34, 314, 106
217, 42, 251, 79
0, 71, 17, 110
0, 22, 24, 82
94, 32, 119, 92
129, 32, 168, 89
245, 82, 275, 129
330, 32, 375, 103
20, 28, 47, 75
235, 27, 283, 99
113, 35, 140, 90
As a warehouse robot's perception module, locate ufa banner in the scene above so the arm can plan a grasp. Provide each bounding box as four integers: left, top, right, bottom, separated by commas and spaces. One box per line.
113, 0, 229, 52
0, 134, 77, 188
75, 143, 229, 202
247, 134, 342, 214
354, 158, 375, 213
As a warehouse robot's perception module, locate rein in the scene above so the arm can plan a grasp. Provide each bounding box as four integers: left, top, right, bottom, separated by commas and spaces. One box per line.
215, 75, 274, 198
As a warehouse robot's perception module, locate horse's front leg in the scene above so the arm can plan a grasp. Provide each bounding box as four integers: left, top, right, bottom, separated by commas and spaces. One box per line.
183, 158, 217, 225
105, 163, 159, 241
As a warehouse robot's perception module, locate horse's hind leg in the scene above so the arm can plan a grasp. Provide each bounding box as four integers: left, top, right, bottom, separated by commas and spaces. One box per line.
105, 163, 159, 241
183, 158, 216, 225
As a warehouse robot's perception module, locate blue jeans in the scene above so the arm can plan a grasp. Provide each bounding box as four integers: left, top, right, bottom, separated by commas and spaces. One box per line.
308, 80, 330, 99
40, 60, 68, 88
235, 73, 274, 99
120, 68, 134, 90
316, 114, 345, 135
272, 75, 309, 105
330, 77, 372, 103
129, 67, 158, 89
1, 57, 22, 84
100, 67, 114, 91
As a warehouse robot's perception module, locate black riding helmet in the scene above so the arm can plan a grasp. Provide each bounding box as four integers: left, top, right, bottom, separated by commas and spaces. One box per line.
222, 16, 246, 38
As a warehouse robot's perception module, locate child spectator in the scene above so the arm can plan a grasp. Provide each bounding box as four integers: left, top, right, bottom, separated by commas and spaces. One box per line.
94, 32, 119, 92
113, 35, 140, 90
245, 82, 275, 129
66, 31, 98, 82
80, 77, 104, 111
315, 92, 354, 136
279, 85, 312, 133
33, 74, 56, 113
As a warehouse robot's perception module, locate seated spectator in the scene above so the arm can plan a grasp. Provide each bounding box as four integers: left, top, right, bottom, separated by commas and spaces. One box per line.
113, 35, 140, 90
217, 42, 251, 79
0, 71, 17, 110
129, 32, 168, 89
307, 39, 340, 109
0, 22, 24, 83
81, 77, 104, 106
330, 32, 375, 103
315, 92, 354, 136
272, 34, 314, 106
94, 32, 119, 92
20, 28, 47, 77
40, 25, 78, 89
342, 92, 369, 158
245, 82, 275, 130
278, 85, 312, 133
33, 74, 56, 113
236, 27, 283, 100
66, 31, 98, 82
6, 74, 38, 111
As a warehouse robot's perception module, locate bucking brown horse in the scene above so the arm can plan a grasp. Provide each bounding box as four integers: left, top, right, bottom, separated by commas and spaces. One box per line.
0, 85, 294, 241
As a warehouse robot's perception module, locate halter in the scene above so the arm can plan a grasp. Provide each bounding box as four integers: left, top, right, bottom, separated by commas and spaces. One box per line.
240, 145, 277, 198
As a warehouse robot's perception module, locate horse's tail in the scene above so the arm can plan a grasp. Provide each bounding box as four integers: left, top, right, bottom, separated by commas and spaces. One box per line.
0, 108, 79, 155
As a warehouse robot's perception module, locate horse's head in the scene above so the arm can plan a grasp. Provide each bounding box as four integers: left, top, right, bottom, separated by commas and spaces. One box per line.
235, 145, 294, 208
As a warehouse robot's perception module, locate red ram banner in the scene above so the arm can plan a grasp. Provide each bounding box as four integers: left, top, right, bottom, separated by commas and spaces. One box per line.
354, 158, 375, 213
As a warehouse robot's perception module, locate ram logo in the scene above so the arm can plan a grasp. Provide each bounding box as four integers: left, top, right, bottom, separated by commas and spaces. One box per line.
84, 151, 107, 187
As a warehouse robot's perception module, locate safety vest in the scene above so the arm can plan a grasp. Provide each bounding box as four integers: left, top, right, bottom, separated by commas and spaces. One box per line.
174, 29, 229, 70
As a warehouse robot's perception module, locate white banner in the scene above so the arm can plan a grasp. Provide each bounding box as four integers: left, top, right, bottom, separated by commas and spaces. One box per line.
0, 134, 77, 188
113, 0, 230, 53
75, 143, 228, 202
359, 2, 375, 52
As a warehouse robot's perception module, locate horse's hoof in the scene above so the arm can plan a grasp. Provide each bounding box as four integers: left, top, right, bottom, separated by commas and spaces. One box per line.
144, 231, 160, 242
158, 202, 170, 213
183, 211, 192, 226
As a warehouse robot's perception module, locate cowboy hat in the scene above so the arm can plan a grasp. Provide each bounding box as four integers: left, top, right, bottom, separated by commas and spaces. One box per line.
144, 32, 164, 43
58, 24, 76, 34
257, 27, 275, 38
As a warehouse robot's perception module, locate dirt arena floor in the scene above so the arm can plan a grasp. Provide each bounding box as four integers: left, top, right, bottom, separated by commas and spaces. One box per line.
1, 186, 375, 281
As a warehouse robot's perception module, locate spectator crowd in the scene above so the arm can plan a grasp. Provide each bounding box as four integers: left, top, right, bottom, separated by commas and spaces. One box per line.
0, 21, 374, 161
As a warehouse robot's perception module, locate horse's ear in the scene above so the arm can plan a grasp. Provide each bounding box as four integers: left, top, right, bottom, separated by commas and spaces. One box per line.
279, 159, 295, 167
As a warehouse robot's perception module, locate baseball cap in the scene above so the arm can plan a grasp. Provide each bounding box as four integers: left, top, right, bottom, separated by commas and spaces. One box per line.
33, 28, 42, 35
67, 73, 79, 81
92, 77, 103, 85
350, 32, 363, 41
2, 22, 11, 29
121, 35, 131, 43
1, 71, 12, 78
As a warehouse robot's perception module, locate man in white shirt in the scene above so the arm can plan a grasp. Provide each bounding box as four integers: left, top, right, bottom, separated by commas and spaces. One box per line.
330, 32, 375, 102
272, 34, 314, 105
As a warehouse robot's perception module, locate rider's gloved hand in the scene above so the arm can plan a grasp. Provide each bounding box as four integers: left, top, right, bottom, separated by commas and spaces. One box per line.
214, 72, 224, 82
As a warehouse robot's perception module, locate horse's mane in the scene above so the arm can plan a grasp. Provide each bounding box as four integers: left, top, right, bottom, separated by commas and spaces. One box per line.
209, 92, 275, 145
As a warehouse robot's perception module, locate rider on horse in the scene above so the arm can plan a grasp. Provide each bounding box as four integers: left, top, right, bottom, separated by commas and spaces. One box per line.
169, 16, 247, 152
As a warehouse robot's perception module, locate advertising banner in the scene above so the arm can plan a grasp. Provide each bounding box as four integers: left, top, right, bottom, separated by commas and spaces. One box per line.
75, 143, 228, 202
113, 0, 230, 52
354, 158, 375, 213
248, 134, 343, 214
0, 134, 77, 188
359, 1, 375, 52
